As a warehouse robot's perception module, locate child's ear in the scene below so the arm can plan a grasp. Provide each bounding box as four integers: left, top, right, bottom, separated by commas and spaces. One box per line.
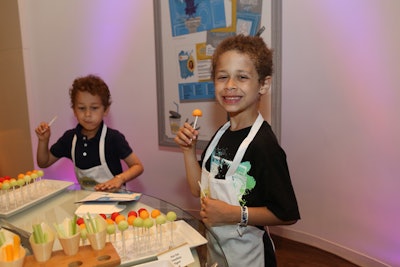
259, 76, 272, 95
104, 106, 110, 116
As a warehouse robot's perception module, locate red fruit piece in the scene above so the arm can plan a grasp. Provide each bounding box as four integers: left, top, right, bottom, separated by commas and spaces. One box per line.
111, 212, 120, 221
76, 217, 84, 225
128, 210, 138, 218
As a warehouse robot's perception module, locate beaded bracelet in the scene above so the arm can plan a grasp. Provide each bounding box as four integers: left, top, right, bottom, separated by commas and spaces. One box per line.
239, 206, 248, 227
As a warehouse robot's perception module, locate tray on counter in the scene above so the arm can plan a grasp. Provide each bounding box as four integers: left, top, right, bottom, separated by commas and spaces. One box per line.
0, 179, 74, 218
57, 220, 206, 266
113, 220, 207, 266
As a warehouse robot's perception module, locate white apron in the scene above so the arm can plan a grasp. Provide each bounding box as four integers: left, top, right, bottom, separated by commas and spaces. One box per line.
201, 113, 267, 267
71, 124, 114, 190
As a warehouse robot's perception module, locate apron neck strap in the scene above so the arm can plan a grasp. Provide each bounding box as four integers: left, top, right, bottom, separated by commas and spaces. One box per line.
202, 113, 264, 174
202, 120, 231, 169
226, 113, 264, 176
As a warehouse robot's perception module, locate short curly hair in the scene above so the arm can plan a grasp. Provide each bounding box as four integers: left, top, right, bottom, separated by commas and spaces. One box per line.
211, 34, 274, 84
69, 74, 112, 109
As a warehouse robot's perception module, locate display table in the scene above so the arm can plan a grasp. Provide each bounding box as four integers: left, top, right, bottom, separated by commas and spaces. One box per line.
2, 183, 228, 267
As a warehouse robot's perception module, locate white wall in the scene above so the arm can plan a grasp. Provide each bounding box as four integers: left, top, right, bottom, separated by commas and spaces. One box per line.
275, 1, 400, 266
19, 0, 400, 266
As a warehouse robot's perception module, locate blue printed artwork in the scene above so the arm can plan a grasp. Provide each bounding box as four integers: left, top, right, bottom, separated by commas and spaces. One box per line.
169, 0, 227, 36
178, 50, 195, 79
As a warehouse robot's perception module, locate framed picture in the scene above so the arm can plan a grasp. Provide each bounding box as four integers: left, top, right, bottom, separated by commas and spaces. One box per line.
154, 0, 282, 149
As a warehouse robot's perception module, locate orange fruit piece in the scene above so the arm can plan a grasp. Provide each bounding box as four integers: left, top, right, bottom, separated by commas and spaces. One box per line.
139, 210, 149, 219
114, 214, 126, 224
105, 218, 115, 225
151, 209, 161, 219
192, 109, 202, 117
127, 215, 137, 226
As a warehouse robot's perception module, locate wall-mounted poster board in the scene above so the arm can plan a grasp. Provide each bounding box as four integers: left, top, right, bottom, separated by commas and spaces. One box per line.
154, 0, 282, 149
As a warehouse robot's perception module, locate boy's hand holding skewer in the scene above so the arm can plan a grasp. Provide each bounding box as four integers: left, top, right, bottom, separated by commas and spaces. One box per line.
35, 115, 57, 139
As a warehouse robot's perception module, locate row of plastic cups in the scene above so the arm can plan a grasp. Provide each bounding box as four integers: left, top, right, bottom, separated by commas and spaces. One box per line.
0, 217, 107, 266
30, 220, 107, 263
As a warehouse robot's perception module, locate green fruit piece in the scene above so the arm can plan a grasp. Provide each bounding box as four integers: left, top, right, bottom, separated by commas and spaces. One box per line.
166, 211, 177, 221
24, 175, 32, 183
10, 179, 18, 187
118, 220, 129, 231
156, 215, 166, 225
143, 218, 154, 228
37, 170, 44, 177
106, 224, 116, 235
2, 183, 10, 190
17, 179, 25, 187
133, 217, 144, 227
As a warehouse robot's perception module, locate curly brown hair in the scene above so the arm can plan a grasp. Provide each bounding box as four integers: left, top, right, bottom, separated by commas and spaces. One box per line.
69, 74, 112, 109
211, 34, 273, 84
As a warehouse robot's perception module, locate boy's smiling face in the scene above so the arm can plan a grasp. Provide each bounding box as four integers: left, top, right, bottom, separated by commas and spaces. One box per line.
214, 50, 270, 125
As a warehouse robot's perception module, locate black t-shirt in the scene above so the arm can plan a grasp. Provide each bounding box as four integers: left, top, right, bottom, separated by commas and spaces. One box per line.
50, 122, 133, 176
202, 121, 300, 222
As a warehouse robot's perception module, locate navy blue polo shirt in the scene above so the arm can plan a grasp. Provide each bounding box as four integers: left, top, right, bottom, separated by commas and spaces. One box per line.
50, 122, 133, 176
